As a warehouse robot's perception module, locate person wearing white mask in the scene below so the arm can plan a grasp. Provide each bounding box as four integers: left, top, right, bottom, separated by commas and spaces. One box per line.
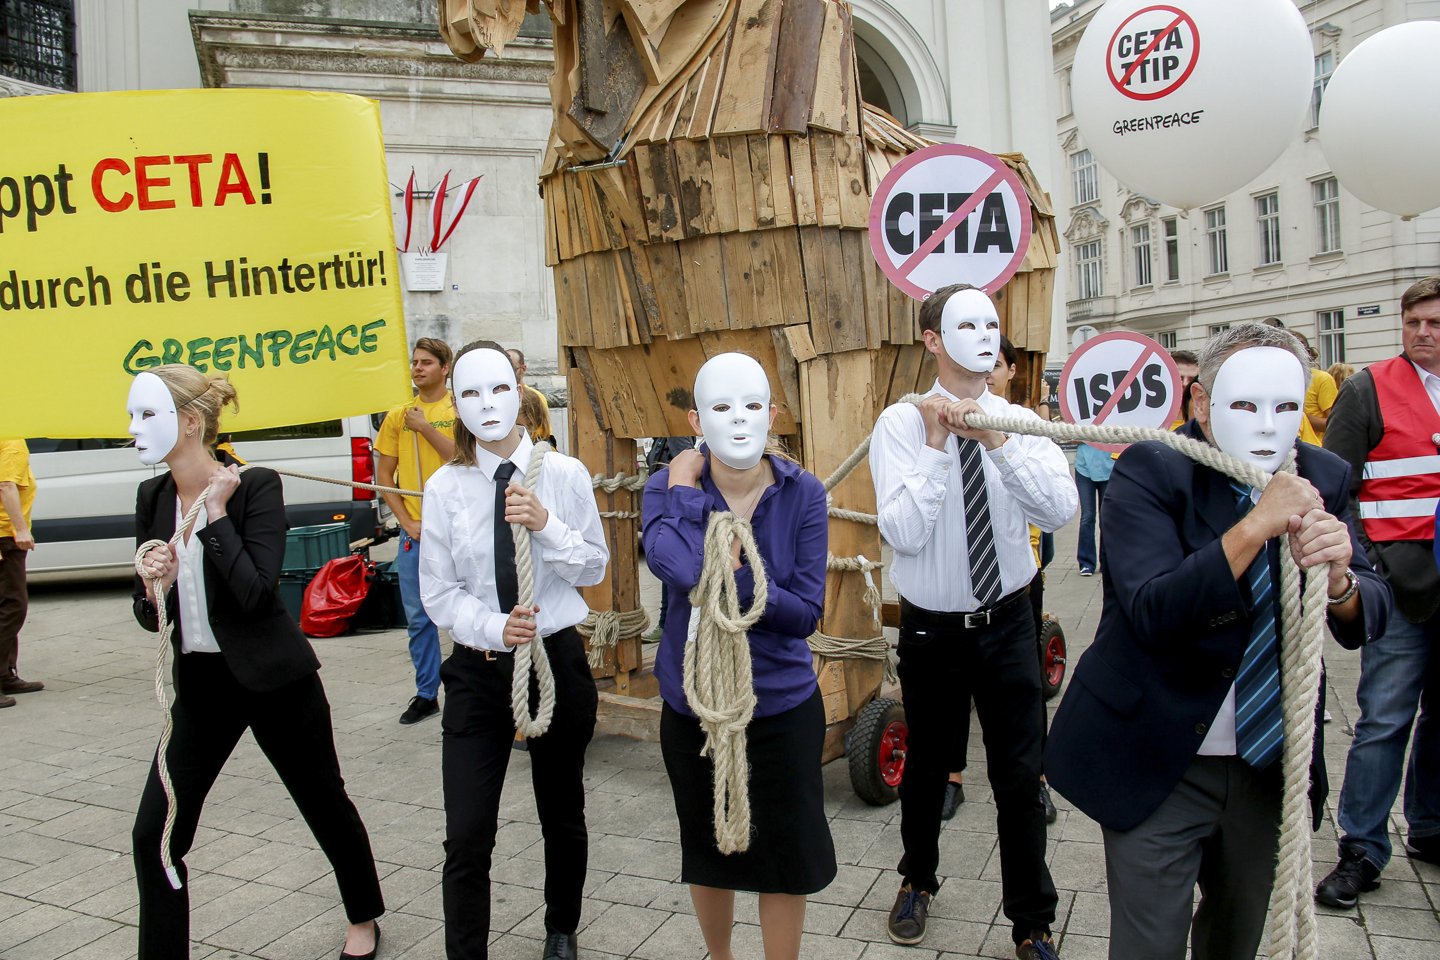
418, 341, 608, 960
641, 352, 835, 960
128, 364, 384, 960
1044, 322, 1390, 960
869, 283, 1076, 958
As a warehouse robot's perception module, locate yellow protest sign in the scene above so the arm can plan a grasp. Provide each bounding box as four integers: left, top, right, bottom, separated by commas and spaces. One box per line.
0, 89, 410, 439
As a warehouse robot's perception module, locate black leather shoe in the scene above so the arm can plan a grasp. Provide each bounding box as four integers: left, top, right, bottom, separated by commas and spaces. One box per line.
340, 921, 379, 960
399, 696, 439, 725
542, 929, 577, 960
1315, 848, 1381, 908
1016, 929, 1060, 959
1405, 833, 1440, 865
940, 781, 965, 821
886, 884, 931, 945
1040, 783, 1058, 825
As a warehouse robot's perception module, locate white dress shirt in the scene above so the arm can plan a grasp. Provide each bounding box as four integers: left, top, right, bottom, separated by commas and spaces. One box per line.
174, 502, 221, 655
870, 383, 1078, 613
1197, 485, 1261, 756
1411, 359, 1440, 415
419, 433, 609, 652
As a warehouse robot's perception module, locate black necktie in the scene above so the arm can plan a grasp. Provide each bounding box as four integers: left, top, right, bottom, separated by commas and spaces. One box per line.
958, 436, 1003, 607
493, 461, 519, 613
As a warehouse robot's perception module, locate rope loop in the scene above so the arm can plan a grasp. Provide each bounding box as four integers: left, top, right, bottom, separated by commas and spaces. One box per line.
510, 441, 558, 738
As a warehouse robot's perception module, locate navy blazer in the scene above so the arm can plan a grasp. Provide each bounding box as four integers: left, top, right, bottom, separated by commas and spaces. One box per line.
1044, 421, 1390, 832
132, 454, 321, 693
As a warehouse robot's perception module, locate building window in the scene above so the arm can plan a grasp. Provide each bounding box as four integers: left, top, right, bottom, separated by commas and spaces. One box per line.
1318, 309, 1345, 366
1163, 216, 1181, 283
1130, 223, 1153, 288
1312, 51, 1335, 128
1204, 206, 1229, 276
1071, 149, 1099, 205
1158, 330, 1178, 350
1209, 323, 1232, 337
1256, 192, 1282, 266
0, 1, 76, 91
1075, 240, 1103, 300
1314, 177, 1341, 254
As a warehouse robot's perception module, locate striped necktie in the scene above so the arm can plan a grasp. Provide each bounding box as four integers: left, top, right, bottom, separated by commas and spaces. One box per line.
1231, 483, 1284, 769
958, 437, 1003, 607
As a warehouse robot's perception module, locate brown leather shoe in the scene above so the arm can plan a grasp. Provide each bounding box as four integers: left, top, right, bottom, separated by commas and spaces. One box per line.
1, 675, 43, 695
0, 694, 14, 708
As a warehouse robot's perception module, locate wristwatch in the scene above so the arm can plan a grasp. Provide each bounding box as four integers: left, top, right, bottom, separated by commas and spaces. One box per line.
1327, 568, 1359, 606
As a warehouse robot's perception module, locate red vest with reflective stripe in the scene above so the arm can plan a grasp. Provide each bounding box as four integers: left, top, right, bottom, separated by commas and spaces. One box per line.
1359, 355, 1440, 542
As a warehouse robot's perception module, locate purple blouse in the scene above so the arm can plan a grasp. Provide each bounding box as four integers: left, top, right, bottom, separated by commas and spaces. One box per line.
642, 453, 828, 718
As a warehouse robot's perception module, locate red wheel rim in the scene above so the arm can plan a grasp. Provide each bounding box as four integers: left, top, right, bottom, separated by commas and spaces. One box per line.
1045, 633, 1067, 687
878, 719, 908, 787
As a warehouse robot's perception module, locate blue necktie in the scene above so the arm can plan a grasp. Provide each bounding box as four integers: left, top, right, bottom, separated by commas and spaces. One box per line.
1231, 483, 1284, 769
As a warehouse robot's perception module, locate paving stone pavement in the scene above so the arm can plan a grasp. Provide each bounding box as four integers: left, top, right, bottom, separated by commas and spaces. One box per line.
2, 519, 1437, 960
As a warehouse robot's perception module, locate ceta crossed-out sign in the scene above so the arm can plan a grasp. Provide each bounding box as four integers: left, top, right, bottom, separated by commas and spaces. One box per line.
867, 144, 1032, 301
1058, 331, 1182, 452
1106, 5, 1200, 100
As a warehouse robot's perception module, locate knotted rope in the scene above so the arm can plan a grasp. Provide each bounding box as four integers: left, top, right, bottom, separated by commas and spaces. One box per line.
577, 607, 652, 668
510, 441, 558, 737
683, 511, 769, 854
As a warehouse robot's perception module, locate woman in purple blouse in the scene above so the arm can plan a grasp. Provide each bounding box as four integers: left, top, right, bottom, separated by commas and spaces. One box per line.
641, 353, 835, 960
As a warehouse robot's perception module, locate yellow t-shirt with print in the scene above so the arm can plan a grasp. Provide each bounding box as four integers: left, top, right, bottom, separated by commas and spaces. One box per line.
375, 394, 456, 520
0, 440, 36, 538
1300, 369, 1338, 446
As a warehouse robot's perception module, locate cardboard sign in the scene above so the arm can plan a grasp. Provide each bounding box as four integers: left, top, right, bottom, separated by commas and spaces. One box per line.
867, 144, 1033, 300
0, 89, 410, 439
1058, 332, 1181, 452
1107, 5, 1200, 101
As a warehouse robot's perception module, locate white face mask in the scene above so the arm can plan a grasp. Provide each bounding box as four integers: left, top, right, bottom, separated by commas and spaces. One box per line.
453, 349, 520, 444
939, 289, 1002, 374
694, 353, 771, 471
126, 373, 180, 466
1207, 347, 1306, 474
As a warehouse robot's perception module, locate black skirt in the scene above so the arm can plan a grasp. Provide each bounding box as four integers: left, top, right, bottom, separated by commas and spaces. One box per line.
660, 687, 837, 895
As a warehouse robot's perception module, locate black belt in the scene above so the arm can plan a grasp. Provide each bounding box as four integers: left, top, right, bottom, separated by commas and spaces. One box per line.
453, 625, 579, 662
900, 584, 1031, 630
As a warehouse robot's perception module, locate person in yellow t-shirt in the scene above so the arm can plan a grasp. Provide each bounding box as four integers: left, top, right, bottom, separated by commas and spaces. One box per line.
375, 338, 457, 725
0, 439, 43, 708
1291, 332, 1339, 444
506, 348, 553, 444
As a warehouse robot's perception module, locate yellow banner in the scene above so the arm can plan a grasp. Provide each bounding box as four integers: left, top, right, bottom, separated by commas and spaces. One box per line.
0, 89, 410, 439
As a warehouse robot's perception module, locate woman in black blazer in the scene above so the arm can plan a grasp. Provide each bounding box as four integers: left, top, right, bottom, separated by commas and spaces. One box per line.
129, 364, 384, 960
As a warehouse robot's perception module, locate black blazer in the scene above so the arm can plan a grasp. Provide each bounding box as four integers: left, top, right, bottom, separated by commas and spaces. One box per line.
132, 454, 320, 692
1044, 421, 1391, 832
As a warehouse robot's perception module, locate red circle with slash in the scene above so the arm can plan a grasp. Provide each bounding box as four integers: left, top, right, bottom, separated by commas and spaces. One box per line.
1106, 5, 1201, 101
1059, 331, 1182, 452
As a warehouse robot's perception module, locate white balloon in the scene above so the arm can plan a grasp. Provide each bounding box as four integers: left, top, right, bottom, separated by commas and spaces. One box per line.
1319, 22, 1440, 219
1071, 0, 1313, 209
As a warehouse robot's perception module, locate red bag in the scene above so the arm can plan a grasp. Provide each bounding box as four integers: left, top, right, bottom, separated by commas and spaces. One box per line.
300, 555, 375, 638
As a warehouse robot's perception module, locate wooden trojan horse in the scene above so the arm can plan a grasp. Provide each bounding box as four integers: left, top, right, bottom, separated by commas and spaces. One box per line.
438, 0, 1061, 745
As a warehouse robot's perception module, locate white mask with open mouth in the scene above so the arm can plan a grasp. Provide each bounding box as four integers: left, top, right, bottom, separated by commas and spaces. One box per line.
939, 289, 1001, 374
694, 353, 772, 471
126, 372, 180, 466
1207, 346, 1306, 475
454, 348, 520, 444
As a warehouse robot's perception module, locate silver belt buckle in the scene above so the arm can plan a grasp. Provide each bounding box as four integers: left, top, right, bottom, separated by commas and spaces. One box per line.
963, 609, 992, 629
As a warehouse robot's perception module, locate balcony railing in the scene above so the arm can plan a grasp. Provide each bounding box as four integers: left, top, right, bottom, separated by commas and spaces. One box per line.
0, 0, 76, 92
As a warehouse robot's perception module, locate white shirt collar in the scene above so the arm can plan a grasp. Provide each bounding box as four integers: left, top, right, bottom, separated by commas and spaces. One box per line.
472, 430, 535, 483
925, 379, 1004, 411
1410, 359, 1440, 388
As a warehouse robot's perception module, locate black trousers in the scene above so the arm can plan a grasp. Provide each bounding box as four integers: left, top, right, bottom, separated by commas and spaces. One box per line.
441, 627, 598, 960
896, 592, 1057, 941
132, 654, 384, 960
0, 536, 27, 675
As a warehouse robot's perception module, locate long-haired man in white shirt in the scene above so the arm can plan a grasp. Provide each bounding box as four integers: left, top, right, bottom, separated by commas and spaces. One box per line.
870, 284, 1078, 959
419, 341, 609, 960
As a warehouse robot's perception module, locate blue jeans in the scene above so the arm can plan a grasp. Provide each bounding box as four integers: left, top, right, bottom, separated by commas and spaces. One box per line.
1075, 473, 1106, 573
1336, 611, 1440, 868
397, 530, 441, 700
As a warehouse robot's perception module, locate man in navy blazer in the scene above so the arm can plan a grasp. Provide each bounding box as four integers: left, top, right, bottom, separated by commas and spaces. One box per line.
1045, 323, 1390, 960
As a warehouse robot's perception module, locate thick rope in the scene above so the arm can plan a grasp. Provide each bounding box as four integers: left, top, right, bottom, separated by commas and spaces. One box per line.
592, 471, 649, 493
265, 466, 421, 499
808, 630, 897, 685
577, 607, 651, 669
510, 441, 558, 737
683, 512, 768, 854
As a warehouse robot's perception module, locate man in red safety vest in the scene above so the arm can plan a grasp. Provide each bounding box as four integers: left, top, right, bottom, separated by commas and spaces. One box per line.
1317, 276, 1440, 909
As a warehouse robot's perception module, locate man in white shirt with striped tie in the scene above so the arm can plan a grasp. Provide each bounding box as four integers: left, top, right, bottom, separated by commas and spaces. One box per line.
870, 283, 1077, 959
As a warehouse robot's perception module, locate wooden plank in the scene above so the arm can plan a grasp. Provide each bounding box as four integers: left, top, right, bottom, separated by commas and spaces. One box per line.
709, 136, 740, 234
613, 247, 646, 344
747, 230, 787, 328
555, 258, 593, 347
810, 133, 842, 226
622, 245, 661, 340
768, 135, 796, 228
647, 143, 685, 242
836, 0, 856, 135
843, 660, 885, 716
680, 234, 729, 333
672, 139, 707, 238
770, 227, 811, 327
711, 0, 781, 137
768, 0, 826, 133
642, 242, 691, 339
820, 715, 857, 765
692, 139, 719, 234
728, 136, 758, 231
637, 337, 711, 434
888, 272, 915, 344
748, 134, 777, 230
824, 229, 865, 353
719, 232, 761, 331
769, 326, 805, 422
542, 182, 561, 267
633, 145, 663, 242
797, 225, 833, 354
591, 165, 647, 240
582, 250, 626, 348
783, 323, 819, 363
809, 1, 847, 133
790, 134, 818, 226
588, 342, 670, 437
860, 235, 888, 350
835, 133, 869, 228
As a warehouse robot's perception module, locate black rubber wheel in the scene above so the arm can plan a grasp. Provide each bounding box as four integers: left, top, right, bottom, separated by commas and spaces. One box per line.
848, 697, 908, 806
1041, 616, 1067, 701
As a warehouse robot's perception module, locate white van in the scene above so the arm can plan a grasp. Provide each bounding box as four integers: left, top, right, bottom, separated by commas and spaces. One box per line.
27, 414, 392, 575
